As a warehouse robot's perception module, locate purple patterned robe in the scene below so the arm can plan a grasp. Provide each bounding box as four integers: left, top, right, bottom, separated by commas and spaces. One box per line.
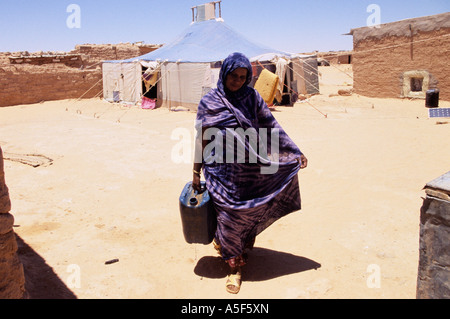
195, 53, 303, 260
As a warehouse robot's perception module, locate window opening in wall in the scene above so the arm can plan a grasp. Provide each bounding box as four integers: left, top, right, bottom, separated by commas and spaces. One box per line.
410, 77, 423, 92
402, 70, 431, 99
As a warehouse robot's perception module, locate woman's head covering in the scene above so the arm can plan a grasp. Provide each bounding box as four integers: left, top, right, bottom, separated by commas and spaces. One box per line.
217, 52, 253, 98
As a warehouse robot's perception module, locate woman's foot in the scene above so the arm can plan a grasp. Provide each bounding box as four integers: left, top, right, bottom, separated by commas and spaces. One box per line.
212, 238, 222, 257
225, 256, 245, 294
226, 256, 246, 268
226, 267, 241, 294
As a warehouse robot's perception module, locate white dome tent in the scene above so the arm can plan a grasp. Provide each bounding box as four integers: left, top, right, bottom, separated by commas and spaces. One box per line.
102, 1, 319, 109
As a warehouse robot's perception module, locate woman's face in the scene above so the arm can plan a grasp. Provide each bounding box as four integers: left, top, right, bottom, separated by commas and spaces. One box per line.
225, 67, 248, 92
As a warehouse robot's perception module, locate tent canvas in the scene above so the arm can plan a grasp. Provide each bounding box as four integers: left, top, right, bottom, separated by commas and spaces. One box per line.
102, 62, 142, 103
102, 17, 319, 108
123, 18, 289, 63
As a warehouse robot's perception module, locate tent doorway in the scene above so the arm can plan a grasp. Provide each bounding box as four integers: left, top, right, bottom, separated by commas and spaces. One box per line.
142, 66, 158, 100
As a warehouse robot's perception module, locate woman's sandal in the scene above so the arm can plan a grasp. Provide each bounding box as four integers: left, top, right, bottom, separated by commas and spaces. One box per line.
226, 268, 242, 294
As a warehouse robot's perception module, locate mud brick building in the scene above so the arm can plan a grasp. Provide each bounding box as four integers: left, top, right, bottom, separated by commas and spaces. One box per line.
349, 12, 450, 101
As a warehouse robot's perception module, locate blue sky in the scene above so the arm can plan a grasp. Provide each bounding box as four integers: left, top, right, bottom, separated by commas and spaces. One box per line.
0, 0, 448, 53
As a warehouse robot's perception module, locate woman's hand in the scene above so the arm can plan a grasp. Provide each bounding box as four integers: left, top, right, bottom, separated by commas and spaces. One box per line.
192, 172, 201, 192
299, 154, 308, 169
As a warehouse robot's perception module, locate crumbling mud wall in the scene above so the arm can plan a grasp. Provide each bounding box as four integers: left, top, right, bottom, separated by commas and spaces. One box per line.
0, 43, 161, 107
0, 146, 27, 299
71, 43, 161, 67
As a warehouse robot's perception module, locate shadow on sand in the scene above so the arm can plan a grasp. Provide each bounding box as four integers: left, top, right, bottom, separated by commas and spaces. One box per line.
194, 247, 321, 281
15, 234, 77, 299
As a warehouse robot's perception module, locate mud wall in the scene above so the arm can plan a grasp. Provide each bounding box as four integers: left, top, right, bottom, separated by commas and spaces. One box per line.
0, 43, 161, 107
0, 147, 27, 299
0, 64, 103, 107
352, 27, 450, 101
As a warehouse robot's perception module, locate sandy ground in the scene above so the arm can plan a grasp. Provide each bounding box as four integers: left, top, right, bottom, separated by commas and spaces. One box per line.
1, 65, 449, 299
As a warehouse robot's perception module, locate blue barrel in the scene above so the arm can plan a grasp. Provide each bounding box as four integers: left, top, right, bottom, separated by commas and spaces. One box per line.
179, 181, 216, 244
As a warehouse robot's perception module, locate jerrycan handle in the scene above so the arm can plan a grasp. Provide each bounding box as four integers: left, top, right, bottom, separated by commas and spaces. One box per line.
189, 186, 199, 206
189, 182, 206, 206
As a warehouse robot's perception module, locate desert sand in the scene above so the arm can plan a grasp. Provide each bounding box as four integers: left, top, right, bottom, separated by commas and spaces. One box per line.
0, 65, 449, 299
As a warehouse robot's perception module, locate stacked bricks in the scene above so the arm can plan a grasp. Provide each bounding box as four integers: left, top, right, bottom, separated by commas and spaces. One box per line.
0, 146, 27, 299
71, 43, 160, 67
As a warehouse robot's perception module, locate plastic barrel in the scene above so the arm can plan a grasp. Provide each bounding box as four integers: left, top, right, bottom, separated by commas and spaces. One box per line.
426, 89, 439, 108
179, 181, 216, 245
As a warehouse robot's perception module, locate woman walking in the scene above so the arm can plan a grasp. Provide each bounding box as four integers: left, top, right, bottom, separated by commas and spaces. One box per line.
192, 52, 307, 294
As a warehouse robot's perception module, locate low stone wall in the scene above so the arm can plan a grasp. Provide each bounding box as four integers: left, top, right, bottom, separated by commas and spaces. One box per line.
0, 146, 27, 299
417, 172, 450, 299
